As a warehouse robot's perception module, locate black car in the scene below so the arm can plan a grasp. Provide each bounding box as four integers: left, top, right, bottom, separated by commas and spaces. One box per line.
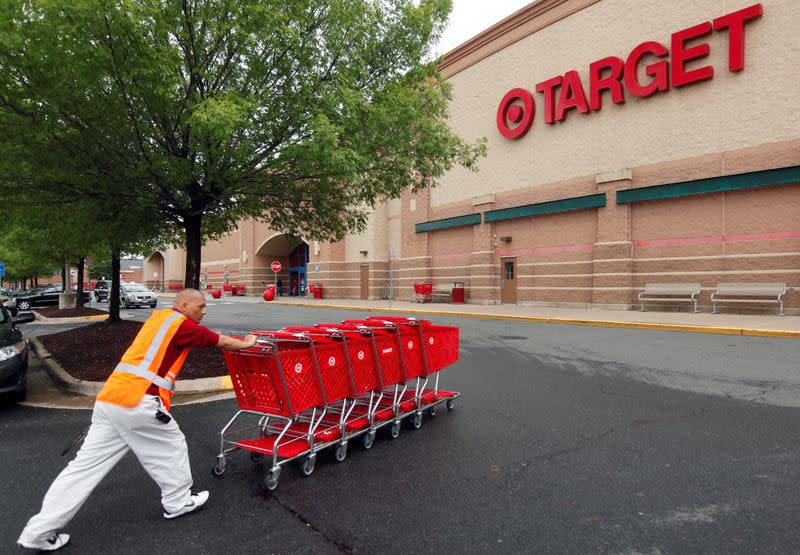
93, 280, 112, 302
13, 285, 92, 311
0, 307, 34, 402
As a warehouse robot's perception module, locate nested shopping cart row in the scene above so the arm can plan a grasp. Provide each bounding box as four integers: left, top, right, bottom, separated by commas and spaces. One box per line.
212, 316, 460, 491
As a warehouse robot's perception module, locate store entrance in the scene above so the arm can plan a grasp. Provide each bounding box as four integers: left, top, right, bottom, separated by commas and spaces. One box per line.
255, 234, 308, 297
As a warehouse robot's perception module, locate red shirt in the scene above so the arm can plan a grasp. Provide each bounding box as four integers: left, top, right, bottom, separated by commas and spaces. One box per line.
146, 312, 220, 395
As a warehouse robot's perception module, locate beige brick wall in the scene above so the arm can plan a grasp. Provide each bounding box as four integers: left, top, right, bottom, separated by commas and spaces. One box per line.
437, 0, 799, 205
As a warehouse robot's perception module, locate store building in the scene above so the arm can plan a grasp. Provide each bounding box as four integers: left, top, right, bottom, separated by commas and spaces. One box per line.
150, 0, 800, 312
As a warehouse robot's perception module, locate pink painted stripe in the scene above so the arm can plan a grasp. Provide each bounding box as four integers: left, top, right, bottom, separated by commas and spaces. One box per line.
634, 229, 800, 248
496, 243, 594, 257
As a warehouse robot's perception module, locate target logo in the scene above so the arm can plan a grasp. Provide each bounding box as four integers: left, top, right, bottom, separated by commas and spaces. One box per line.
407, 341, 414, 350
294, 363, 303, 373
497, 88, 535, 139
357, 351, 365, 360
328, 356, 336, 366
428, 337, 434, 346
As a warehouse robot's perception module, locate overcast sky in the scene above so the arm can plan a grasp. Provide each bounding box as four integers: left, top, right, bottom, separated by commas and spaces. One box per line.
433, 0, 534, 57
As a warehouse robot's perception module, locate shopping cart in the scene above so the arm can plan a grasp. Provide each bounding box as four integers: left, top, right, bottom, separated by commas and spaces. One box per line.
213, 333, 343, 490
338, 317, 460, 433
366, 316, 460, 416
412, 282, 433, 303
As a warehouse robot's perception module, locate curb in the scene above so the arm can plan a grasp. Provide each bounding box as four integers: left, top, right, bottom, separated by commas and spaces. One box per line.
29, 337, 233, 397
32, 311, 112, 325
263, 301, 800, 339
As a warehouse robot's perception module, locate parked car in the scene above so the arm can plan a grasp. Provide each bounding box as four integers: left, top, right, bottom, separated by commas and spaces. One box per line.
13, 285, 92, 311
0, 287, 17, 316
120, 283, 158, 309
93, 280, 112, 302
0, 307, 35, 402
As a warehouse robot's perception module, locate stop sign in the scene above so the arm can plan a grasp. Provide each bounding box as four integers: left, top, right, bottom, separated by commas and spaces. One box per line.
271, 261, 281, 272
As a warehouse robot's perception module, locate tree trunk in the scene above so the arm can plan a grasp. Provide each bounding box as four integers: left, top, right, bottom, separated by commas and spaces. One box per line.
33, 276, 38, 286
61, 265, 67, 292
109, 248, 121, 321
76, 257, 85, 308
22, 278, 27, 289
184, 213, 203, 289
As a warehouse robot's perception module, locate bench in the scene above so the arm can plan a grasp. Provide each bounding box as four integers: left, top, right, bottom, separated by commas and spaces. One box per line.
711, 282, 788, 316
431, 283, 456, 302
638, 283, 701, 313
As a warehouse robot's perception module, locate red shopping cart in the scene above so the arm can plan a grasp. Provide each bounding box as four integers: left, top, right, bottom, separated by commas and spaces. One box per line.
412, 282, 433, 303
367, 316, 460, 416
214, 332, 346, 490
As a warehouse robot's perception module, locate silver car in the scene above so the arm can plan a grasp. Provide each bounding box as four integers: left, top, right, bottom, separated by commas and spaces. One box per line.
120, 283, 158, 309
0, 288, 17, 316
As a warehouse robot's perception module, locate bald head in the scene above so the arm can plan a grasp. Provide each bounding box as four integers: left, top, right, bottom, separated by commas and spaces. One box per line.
174, 288, 206, 323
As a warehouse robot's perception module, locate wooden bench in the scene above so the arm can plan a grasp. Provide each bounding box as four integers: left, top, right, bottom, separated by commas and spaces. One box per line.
711, 282, 788, 316
638, 283, 701, 313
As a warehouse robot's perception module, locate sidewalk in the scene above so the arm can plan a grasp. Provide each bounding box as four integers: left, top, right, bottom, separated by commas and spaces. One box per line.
261, 296, 800, 339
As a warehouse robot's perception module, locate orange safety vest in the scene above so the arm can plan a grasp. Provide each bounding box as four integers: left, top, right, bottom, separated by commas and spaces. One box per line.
96, 309, 189, 410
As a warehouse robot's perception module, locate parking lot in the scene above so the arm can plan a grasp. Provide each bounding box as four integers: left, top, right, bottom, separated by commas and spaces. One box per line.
3, 303, 800, 553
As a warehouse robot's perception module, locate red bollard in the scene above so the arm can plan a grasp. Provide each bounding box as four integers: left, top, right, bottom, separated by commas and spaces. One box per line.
262, 287, 275, 301
211, 289, 222, 299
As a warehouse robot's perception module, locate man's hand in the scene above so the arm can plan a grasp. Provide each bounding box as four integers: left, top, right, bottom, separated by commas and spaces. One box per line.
243, 334, 257, 347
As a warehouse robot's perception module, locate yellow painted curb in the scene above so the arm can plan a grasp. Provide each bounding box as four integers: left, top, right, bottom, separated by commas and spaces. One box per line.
219, 375, 233, 390
79, 315, 109, 321
262, 301, 800, 339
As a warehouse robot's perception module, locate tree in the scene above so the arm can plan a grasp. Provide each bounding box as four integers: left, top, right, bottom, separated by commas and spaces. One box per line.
0, 0, 486, 288
0, 226, 59, 287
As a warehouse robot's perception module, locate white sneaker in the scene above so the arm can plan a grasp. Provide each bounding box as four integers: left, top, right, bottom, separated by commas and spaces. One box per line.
18, 533, 70, 551
163, 488, 209, 520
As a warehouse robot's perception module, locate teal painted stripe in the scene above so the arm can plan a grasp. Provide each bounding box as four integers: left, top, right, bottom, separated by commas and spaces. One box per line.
415, 213, 481, 233
617, 166, 800, 204
483, 193, 606, 223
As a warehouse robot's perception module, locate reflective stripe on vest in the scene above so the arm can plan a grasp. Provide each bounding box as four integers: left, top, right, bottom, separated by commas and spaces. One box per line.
110, 310, 183, 392
113, 363, 176, 392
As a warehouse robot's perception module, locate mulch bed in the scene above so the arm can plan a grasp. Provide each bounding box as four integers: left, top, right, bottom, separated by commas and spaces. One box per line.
38, 320, 227, 381
36, 306, 108, 318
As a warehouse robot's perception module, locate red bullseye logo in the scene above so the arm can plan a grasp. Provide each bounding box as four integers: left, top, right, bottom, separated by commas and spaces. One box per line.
497, 88, 535, 139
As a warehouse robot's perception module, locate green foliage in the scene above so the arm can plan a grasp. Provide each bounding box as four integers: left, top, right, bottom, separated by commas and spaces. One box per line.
0, 0, 486, 285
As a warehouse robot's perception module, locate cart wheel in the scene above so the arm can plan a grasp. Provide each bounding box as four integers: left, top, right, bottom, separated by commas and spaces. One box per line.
211, 456, 227, 477
412, 412, 423, 429
263, 471, 279, 491
389, 421, 401, 439
447, 398, 455, 411
362, 431, 376, 450
300, 456, 316, 477
334, 443, 348, 463
428, 406, 438, 417
250, 452, 264, 463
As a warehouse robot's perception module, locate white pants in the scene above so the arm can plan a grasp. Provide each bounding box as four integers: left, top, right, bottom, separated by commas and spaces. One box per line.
18, 395, 193, 543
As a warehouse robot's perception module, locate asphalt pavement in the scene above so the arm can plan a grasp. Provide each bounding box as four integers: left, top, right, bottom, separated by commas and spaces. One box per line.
3, 300, 800, 553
